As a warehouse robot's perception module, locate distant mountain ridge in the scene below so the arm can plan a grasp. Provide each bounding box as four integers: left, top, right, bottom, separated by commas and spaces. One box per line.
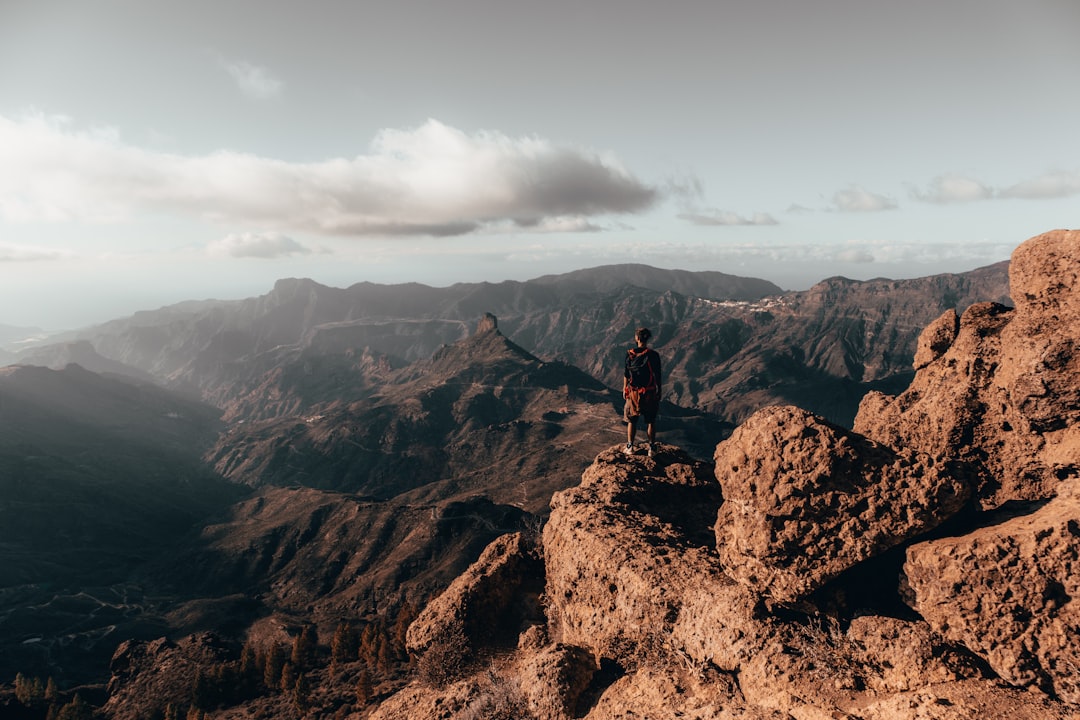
528, 262, 783, 299
11, 261, 1011, 428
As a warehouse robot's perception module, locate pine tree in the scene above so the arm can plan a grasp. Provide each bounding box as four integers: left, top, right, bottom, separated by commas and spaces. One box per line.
392, 599, 416, 656
355, 663, 374, 707
292, 672, 311, 713
239, 641, 260, 696
14, 672, 30, 704
44, 677, 59, 703
375, 627, 394, 676
264, 642, 287, 691
359, 623, 377, 666
191, 668, 212, 710
55, 694, 92, 720
330, 621, 359, 668
291, 625, 319, 670
280, 661, 298, 693
14, 672, 47, 706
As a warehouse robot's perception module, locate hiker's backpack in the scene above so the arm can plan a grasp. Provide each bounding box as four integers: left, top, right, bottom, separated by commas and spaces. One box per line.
625, 347, 659, 393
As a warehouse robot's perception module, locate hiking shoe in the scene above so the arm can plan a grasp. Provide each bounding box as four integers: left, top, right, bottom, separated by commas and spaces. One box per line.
647, 443, 656, 458
624, 442, 634, 455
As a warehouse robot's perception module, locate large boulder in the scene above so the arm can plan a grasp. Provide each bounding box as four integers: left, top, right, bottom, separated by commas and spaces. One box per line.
856, 229, 1080, 509
903, 479, 1080, 705
517, 643, 597, 720
543, 444, 766, 673
714, 405, 969, 603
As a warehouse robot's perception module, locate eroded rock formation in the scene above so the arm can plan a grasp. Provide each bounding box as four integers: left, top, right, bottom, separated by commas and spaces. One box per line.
855, 229, 1080, 508
714, 405, 968, 603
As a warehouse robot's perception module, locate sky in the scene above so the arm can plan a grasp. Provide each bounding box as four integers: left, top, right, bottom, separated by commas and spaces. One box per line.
1, 0, 1078, 330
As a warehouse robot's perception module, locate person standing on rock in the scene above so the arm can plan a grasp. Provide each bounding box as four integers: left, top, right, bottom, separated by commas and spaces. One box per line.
623, 327, 662, 457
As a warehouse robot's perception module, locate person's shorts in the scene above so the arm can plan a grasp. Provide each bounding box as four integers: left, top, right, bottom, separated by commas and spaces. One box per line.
624, 389, 659, 424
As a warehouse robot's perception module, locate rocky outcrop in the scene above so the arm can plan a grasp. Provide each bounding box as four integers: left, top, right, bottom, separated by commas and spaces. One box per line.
543, 445, 762, 672
406, 530, 543, 658
904, 478, 1080, 704
714, 405, 968, 603
856, 229, 1080, 509
104, 634, 236, 720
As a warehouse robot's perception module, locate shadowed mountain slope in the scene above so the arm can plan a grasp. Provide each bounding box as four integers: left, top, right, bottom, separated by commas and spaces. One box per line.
0, 364, 244, 685
208, 319, 728, 510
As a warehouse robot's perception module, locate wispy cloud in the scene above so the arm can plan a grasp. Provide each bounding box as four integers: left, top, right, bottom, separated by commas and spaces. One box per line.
221, 59, 283, 100
0, 113, 658, 237
831, 185, 898, 213
999, 169, 1080, 200
611, 238, 1014, 269
666, 174, 777, 227
908, 174, 994, 204
679, 210, 778, 226
207, 231, 312, 258
0, 243, 67, 262
909, 169, 1080, 203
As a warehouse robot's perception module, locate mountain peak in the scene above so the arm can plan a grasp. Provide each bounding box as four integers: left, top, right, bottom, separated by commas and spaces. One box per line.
475, 312, 498, 335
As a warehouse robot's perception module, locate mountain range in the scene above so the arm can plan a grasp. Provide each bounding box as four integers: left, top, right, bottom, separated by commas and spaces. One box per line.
0, 253, 1028, 717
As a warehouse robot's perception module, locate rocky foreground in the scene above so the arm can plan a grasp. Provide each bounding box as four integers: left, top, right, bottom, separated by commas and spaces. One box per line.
388, 230, 1080, 719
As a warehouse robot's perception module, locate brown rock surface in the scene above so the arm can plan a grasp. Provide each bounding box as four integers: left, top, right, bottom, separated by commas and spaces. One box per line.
853, 679, 1077, 720
855, 229, 1080, 509
405, 530, 543, 658
398, 427, 1080, 717
543, 444, 766, 672
581, 665, 786, 720
714, 405, 968, 603
518, 643, 597, 720
903, 479, 1080, 704
845, 616, 975, 693
913, 309, 959, 369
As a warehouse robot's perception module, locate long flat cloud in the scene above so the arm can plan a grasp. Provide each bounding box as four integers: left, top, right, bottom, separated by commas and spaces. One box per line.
831, 185, 898, 213
910, 170, 1080, 203
207, 231, 312, 258
0, 114, 658, 236
679, 210, 778, 226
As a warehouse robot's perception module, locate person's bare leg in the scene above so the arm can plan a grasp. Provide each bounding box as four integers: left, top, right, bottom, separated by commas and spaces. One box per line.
646, 423, 656, 445
627, 422, 637, 445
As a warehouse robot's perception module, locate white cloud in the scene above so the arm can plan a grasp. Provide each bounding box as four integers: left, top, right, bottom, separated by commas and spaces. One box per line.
910, 174, 994, 204
835, 248, 875, 263
1000, 169, 1080, 199
0, 242, 67, 262
207, 231, 312, 258
831, 185, 898, 213
606, 238, 1014, 270
0, 113, 657, 237
679, 210, 778, 226
222, 59, 283, 100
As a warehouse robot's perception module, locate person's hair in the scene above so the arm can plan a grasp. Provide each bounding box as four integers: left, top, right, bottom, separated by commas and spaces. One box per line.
635, 327, 652, 343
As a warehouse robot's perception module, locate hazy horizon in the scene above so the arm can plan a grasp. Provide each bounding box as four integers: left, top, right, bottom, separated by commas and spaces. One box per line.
2, 0, 1077, 329
0, 253, 1014, 336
